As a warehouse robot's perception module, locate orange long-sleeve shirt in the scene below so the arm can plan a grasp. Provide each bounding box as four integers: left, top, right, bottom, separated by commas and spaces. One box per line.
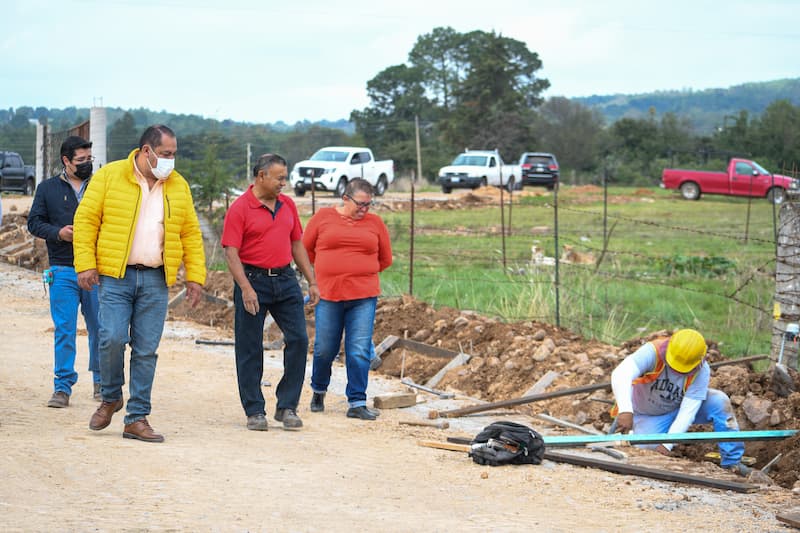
302, 207, 392, 301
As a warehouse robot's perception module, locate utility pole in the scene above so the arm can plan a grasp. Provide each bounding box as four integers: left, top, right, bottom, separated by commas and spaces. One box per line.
415, 115, 422, 184
411, 116, 423, 296
246, 143, 252, 179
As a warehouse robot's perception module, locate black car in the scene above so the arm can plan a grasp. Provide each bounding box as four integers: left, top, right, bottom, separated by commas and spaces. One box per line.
519, 152, 559, 190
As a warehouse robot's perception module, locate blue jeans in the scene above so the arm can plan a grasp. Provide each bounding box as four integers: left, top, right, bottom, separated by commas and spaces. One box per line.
310, 297, 377, 408
49, 265, 100, 394
633, 388, 745, 466
234, 267, 308, 417
98, 268, 168, 425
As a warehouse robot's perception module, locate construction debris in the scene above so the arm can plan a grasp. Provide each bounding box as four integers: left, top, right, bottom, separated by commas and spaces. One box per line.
417, 439, 758, 493
373, 392, 418, 409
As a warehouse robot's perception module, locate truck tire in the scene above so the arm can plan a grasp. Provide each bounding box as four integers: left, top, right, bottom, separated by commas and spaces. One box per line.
375, 175, 388, 196
25, 178, 35, 196
441, 185, 452, 194
767, 187, 786, 204
480, 177, 488, 188
680, 181, 701, 201
335, 177, 348, 198
505, 176, 515, 193
294, 186, 306, 197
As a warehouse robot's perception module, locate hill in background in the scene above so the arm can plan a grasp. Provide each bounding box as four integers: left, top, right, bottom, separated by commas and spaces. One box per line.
573, 78, 800, 134
7, 78, 798, 138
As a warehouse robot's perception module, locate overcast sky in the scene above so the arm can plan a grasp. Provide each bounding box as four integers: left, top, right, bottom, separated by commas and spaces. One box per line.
2, 0, 798, 124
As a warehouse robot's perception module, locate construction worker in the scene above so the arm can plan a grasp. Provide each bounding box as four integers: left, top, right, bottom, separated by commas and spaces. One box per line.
611, 329, 750, 476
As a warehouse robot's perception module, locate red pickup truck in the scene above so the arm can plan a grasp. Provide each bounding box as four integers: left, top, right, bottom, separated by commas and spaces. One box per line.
662, 158, 798, 204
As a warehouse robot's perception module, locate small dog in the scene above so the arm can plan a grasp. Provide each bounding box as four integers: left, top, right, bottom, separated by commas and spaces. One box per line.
560, 244, 595, 265
530, 245, 556, 266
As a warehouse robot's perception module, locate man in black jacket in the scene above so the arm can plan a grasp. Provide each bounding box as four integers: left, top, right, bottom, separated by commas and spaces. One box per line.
28, 136, 101, 408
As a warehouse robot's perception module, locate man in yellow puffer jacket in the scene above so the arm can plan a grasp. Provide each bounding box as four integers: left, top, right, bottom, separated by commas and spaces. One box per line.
74, 124, 206, 443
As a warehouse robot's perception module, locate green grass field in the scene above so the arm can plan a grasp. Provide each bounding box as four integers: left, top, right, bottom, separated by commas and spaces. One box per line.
376, 185, 781, 357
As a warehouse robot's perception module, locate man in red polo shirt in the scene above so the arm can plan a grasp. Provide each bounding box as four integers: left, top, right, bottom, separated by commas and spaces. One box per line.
222, 153, 319, 431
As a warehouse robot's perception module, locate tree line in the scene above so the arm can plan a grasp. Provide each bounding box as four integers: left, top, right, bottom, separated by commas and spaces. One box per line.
2, 26, 798, 199
350, 27, 800, 184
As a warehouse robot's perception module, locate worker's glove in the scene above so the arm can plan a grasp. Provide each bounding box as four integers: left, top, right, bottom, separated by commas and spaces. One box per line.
615, 412, 634, 433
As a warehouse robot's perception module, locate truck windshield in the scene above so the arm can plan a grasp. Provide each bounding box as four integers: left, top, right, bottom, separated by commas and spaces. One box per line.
451, 154, 487, 166
752, 161, 771, 175
310, 150, 349, 162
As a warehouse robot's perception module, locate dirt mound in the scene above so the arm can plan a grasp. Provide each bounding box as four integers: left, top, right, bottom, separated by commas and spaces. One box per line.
0, 210, 48, 270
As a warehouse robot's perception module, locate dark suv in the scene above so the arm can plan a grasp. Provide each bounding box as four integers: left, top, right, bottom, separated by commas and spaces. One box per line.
519, 152, 559, 190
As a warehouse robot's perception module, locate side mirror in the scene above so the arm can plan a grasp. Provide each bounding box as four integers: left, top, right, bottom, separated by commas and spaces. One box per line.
752, 170, 759, 176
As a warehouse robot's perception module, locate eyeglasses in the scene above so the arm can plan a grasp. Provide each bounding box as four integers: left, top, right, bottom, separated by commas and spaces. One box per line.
73, 156, 95, 164
344, 195, 374, 209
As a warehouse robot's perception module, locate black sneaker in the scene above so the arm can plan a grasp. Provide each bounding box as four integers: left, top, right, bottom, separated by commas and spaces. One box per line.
246, 414, 268, 431
274, 408, 303, 430
346, 406, 377, 420
310, 392, 325, 412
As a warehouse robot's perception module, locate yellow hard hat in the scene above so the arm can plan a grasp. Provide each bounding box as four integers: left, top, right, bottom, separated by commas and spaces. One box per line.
666, 329, 707, 373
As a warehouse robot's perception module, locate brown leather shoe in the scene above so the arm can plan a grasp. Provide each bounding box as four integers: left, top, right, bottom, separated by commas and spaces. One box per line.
123, 418, 164, 443
89, 398, 124, 430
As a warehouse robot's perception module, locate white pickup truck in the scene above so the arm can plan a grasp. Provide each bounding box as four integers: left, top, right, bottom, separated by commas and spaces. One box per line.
437, 150, 520, 194
289, 146, 394, 197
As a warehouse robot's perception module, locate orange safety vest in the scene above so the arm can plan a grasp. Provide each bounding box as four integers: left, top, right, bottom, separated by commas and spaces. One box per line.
610, 337, 700, 417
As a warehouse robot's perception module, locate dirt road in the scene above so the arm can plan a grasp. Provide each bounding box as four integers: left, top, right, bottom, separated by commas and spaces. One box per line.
0, 261, 796, 532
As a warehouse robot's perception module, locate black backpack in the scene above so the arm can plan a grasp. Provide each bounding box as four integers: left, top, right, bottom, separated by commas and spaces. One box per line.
469, 421, 545, 466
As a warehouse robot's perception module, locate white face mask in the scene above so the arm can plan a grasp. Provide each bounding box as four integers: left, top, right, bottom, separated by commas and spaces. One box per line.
147, 147, 175, 180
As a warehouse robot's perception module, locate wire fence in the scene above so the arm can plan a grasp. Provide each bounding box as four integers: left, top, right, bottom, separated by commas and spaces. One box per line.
377, 176, 796, 358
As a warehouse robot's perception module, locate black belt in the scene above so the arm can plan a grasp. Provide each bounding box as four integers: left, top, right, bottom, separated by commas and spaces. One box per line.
244, 264, 292, 277
129, 264, 163, 270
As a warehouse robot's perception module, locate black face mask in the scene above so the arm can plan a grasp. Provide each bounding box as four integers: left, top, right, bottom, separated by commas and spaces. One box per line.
73, 161, 93, 180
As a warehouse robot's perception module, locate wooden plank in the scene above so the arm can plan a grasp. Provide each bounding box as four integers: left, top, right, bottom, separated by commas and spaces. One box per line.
369, 335, 401, 370
195, 339, 281, 351
418, 440, 470, 453
709, 354, 768, 368
397, 338, 461, 359
400, 420, 449, 429
534, 413, 604, 436
776, 511, 800, 529
168, 288, 186, 308
374, 335, 401, 358
543, 450, 758, 493
436, 382, 611, 418
542, 429, 796, 447
401, 378, 454, 399
373, 392, 417, 409
523, 370, 560, 396
425, 352, 471, 388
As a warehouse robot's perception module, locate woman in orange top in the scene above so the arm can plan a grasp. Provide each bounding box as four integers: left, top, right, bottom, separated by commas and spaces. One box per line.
302, 179, 393, 420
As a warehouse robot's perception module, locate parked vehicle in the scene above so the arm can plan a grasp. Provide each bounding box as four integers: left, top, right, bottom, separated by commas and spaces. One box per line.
0, 151, 36, 195
519, 152, 559, 190
662, 158, 799, 204
438, 150, 520, 194
289, 146, 394, 197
